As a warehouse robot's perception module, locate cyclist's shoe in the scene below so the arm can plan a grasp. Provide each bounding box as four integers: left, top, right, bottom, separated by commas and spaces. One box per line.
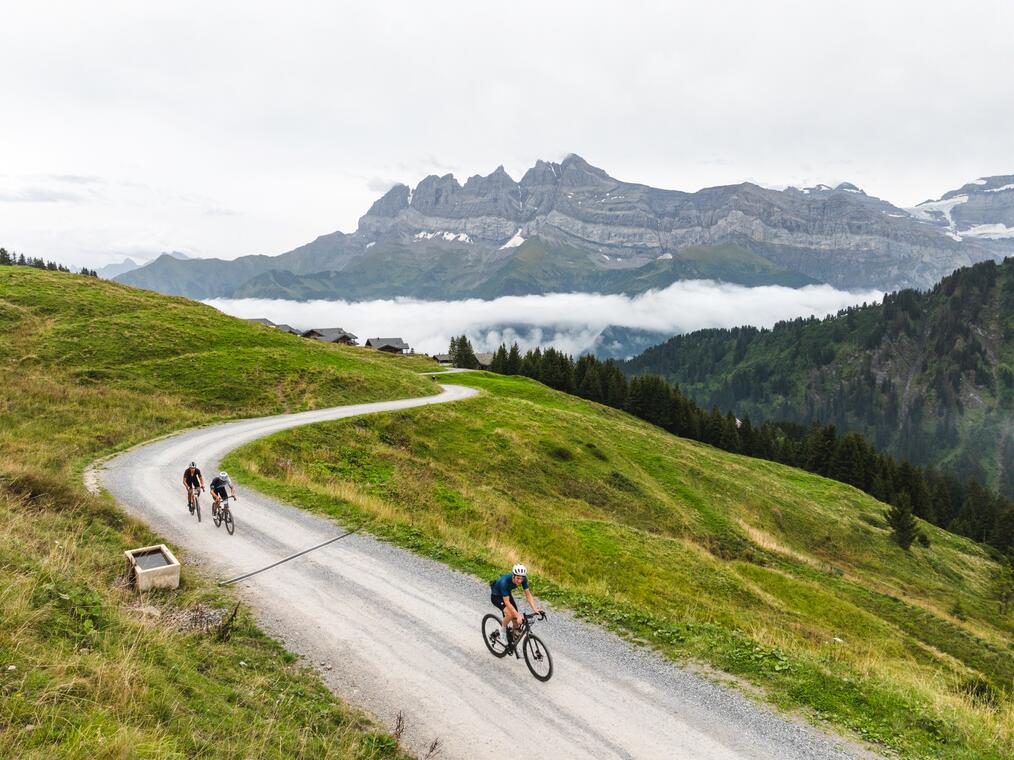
188, 500, 194, 514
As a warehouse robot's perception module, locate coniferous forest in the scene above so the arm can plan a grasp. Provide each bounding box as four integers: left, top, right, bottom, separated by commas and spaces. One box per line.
623, 258, 1013, 500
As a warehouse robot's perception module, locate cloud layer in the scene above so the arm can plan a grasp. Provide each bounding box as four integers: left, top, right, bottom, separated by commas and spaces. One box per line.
207, 281, 883, 357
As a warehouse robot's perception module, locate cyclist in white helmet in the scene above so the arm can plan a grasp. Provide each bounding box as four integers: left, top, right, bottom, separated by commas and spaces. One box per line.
209, 471, 237, 517
489, 563, 543, 643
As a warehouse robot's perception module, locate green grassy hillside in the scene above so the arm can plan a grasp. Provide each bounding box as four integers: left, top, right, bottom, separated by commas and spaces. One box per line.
0, 267, 434, 758
624, 257, 1014, 498
227, 372, 1014, 759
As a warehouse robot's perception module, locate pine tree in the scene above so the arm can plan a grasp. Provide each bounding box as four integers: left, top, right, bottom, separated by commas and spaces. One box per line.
576, 360, 604, 403
600, 360, 629, 409
490, 343, 508, 373
505, 342, 522, 375
458, 336, 479, 369
886, 493, 919, 550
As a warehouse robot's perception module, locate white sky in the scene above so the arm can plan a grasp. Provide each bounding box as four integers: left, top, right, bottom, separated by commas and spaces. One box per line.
2, 1, 1013, 268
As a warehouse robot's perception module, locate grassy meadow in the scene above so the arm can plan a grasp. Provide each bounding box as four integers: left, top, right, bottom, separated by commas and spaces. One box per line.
226, 372, 1014, 759
0, 267, 436, 758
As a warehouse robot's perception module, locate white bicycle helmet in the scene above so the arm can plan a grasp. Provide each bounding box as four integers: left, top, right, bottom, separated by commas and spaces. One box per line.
512, 563, 528, 577
219, 471, 228, 479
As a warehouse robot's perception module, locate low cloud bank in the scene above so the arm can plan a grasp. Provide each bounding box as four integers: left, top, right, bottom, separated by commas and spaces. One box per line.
207, 281, 883, 357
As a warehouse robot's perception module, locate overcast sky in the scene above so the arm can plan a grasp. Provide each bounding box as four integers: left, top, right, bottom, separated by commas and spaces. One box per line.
2, 1, 1013, 268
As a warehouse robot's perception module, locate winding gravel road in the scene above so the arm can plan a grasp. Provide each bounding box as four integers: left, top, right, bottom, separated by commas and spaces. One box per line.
94, 384, 877, 760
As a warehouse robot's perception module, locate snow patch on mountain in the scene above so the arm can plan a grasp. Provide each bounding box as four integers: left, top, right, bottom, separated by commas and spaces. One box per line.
962, 223, 1014, 239
906, 195, 969, 232
500, 230, 525, 250
415, 231, 472, 243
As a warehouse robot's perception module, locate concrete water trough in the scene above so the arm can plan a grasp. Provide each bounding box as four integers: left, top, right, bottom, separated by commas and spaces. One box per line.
124, 544, 181, 591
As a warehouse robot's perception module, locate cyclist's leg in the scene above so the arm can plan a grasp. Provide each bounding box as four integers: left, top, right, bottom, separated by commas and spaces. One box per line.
490, 594, 512, 641
503, 594, 521, 639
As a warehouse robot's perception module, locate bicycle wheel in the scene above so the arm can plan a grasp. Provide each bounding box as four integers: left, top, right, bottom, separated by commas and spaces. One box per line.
212, 502, 222, 528
523, 634, 553, 681
481, 614, 509, 658
224, 507, 235, 535
194, 495, 201, 522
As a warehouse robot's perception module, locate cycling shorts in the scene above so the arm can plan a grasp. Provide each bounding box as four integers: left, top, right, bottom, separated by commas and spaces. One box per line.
490, 592, 517, 613
212, 484, 228, 500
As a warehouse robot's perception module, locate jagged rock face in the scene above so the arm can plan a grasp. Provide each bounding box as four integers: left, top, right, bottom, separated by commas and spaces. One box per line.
352, 155, 1006, 290
117, 155, 1013, 299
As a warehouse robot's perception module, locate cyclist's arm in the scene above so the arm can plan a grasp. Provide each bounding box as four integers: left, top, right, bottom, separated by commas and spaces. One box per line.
523, 587, 543, 614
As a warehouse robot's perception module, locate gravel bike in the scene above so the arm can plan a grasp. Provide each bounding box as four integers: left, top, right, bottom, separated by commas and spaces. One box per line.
187, 487, 202, 522
481, 611, 553, 681
212, 494, 236, 535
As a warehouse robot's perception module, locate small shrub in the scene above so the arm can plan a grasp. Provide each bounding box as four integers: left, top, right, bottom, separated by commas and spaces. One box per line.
607, 470, 640, 494
958, 676, 1003, 708
547, 445, 574, 462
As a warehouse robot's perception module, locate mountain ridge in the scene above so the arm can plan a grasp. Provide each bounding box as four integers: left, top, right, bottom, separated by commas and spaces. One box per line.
116, 156, 1014, 300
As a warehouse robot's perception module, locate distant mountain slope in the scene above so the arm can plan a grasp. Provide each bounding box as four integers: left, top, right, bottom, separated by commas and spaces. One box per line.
623, 258, 1014, 496
116, 155, 1010, 300
908, 175, 1014, 244
96, 257, 142, 279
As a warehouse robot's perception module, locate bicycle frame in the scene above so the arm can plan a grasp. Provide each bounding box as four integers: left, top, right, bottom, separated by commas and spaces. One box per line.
506, 613, 540, 657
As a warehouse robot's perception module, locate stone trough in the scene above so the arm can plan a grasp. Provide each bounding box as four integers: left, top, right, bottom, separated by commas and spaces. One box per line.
124, 544, 181, 591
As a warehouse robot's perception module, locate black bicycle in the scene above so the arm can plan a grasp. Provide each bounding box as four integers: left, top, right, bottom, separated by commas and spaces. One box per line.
213, 494, 236, 535
481, 611, 553, 681
187, 487, 202, 522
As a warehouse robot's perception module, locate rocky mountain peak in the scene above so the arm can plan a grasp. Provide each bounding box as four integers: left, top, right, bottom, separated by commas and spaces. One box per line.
364, 184, 410, 219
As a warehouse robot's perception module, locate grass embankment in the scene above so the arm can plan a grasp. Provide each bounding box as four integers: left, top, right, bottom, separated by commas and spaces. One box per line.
0, 267, 436, 758
228, 372, 1014, 759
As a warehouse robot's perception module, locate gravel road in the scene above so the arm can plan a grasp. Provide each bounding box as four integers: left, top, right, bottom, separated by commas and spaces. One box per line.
95, 384, 878, 760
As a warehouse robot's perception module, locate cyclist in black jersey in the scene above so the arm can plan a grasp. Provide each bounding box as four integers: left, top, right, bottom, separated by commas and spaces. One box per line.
182, 462, 204, 512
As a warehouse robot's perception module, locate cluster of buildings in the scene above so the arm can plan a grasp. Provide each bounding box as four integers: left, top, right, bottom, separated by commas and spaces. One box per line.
245, 318, 500, 369
244, 318, 411, 354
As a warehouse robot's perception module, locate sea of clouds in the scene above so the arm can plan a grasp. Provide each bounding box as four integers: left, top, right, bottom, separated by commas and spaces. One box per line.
207, 280, 883, 358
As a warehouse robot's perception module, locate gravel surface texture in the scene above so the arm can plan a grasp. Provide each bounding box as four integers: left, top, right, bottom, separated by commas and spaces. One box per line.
95, 384, 881, 760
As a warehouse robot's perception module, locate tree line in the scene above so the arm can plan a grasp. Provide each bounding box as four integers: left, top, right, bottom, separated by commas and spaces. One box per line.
0, 247, 97, 277
448, 334, 1014, 555
621, 258, 1013, 497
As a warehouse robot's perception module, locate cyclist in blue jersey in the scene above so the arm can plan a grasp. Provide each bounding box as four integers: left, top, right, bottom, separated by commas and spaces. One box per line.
489, 564, 543, 644
209, 471, 237, 517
